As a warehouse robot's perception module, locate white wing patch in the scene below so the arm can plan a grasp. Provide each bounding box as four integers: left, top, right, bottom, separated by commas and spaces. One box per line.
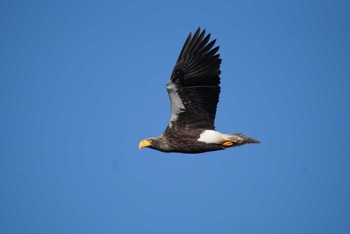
197, 130, 226, 144
166, 81, 185, 127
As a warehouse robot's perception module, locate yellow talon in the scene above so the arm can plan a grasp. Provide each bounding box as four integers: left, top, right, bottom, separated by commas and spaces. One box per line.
223, 141, 234, 147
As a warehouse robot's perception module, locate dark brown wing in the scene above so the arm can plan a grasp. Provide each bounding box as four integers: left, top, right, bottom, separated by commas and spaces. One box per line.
166, 28, 221, 131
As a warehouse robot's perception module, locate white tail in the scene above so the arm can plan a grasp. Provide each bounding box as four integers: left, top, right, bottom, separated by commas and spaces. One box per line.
224, 133, 260, 146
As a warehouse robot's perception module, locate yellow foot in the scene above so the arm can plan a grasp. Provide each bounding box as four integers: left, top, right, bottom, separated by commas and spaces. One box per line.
223, 141, 234, 147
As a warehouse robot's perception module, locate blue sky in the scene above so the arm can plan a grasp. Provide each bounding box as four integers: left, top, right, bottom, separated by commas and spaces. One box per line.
1, 0, 350, 233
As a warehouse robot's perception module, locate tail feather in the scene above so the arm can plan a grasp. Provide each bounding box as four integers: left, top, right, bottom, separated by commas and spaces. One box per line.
236, 133, 260, 144
226, 133, 260, 146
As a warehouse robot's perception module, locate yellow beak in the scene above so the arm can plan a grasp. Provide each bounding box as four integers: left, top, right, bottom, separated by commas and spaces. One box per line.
139, 139, 152, 149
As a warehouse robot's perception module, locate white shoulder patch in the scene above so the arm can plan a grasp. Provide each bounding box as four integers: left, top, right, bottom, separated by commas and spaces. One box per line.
197, 130, 225, 144
166, 81, 185, 127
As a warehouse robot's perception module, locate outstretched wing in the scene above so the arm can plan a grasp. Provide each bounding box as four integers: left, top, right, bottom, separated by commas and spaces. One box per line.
166, 28, 221, 131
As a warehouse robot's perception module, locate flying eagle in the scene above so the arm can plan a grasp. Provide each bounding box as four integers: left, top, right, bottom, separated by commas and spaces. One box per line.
139, 28, 259, 153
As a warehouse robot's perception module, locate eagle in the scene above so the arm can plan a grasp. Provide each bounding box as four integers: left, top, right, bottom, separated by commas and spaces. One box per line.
139, 28, 259, 153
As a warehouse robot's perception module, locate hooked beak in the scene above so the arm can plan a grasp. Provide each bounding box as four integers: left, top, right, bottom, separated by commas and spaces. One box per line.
139, 139, 152, 149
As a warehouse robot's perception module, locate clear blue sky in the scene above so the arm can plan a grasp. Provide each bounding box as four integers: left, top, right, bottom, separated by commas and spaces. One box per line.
1, 0, 349, 233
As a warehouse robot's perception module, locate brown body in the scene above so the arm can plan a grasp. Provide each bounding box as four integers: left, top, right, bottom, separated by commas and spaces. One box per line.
148, 129, 225, 153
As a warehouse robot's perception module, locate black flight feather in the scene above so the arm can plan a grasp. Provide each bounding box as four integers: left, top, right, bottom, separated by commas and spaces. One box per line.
166, 27, 221, 131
